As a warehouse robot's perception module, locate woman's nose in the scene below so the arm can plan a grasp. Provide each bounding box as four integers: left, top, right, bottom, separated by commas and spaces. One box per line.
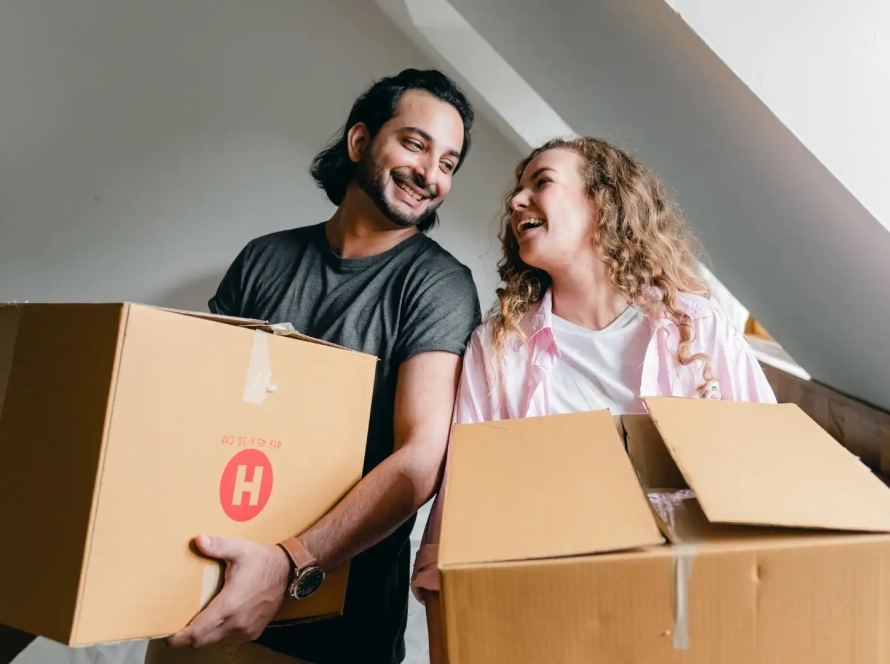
510, 191, 529, 211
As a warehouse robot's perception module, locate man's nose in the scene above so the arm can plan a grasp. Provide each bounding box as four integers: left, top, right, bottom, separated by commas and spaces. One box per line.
416, 155, 438, 186
412, 161, 438, 196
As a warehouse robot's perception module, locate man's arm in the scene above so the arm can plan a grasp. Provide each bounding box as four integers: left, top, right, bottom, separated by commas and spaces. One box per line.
168, 350, 462, 648
300, 350, 461, 568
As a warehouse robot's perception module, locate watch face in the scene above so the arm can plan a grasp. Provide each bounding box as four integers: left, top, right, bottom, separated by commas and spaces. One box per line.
295, 567, 325, 599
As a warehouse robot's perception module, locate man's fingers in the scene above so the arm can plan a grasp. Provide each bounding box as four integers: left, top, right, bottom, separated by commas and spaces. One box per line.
170, 615, 251, 649
166, 538, 278, 650
176, 621, 230, 649
195, 535, 244, 562
167, 615, 223, 649
167, 593, 229, 648
192, 617, 255, 648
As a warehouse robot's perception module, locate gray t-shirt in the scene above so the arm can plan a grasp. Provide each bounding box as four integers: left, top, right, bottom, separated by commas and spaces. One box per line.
208, 222, 481, 664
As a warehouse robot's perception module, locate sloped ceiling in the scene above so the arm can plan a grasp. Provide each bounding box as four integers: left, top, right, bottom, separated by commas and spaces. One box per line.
379, 0, 890, 411
666, 0, 890, 228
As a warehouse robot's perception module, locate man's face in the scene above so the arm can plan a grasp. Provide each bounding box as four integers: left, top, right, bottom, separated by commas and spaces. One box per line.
353, 90, 465, 229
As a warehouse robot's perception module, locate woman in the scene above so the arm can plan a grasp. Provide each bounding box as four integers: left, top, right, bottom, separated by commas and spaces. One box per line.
411, 137, 776, 661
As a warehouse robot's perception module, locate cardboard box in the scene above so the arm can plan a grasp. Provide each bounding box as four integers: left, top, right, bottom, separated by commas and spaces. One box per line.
439, 398, 890, 664
0, 303, 377, 646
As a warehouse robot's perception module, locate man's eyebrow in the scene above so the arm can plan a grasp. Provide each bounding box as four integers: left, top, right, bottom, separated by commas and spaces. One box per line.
403, 126, 462, 161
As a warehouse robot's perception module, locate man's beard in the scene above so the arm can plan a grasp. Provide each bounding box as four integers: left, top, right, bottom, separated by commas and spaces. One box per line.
354, 148, 441, 229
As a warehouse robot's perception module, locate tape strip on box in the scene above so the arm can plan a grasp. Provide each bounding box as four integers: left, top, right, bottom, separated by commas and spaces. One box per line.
242, 330, 277, 405
671, 543, 697, 650
199, 562, 223, 611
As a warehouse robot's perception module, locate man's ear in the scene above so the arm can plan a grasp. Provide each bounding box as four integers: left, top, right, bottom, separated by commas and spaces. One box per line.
346, 123, 370, 164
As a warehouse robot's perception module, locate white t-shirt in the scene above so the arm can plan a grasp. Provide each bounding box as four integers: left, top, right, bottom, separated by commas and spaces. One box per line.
548, 305, 651, 415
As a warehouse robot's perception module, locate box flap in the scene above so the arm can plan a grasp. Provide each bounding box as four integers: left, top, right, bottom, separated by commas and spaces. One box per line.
622, 414, 687, 490
139, 305, 369, 356
258, 322, 367, 355
644, 397, 890, 532
647, 489, 759, 544
142, 304, 267, 326
438, 410, 663, 567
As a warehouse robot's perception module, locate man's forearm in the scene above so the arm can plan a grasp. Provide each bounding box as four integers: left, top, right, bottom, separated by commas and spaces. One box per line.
298, 444, 442, 571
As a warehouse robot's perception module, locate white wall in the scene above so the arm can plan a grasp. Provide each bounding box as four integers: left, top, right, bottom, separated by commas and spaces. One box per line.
665, 0, 890, 227
0, 0, 518, 315
1, 2, 520, 663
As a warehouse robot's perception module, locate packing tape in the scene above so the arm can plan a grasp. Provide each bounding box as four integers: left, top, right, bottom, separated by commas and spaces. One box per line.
242, 330, 277, 405
671, 543, 698, 650
0, 305, 23, 423
199, 561, 222, 610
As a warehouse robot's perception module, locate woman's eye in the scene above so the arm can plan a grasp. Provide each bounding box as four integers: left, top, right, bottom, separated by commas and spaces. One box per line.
536, 178, 552, 189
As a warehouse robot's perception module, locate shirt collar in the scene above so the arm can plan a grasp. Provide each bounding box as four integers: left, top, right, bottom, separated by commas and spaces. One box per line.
519, 290, 559, 369
519, 288, 663, 369
520, 289, 554, 342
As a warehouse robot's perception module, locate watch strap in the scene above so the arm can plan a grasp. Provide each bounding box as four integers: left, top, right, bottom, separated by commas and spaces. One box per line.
277, 537, 317, 572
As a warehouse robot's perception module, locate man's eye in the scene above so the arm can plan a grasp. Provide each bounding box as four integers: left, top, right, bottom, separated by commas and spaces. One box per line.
404, 139, 423, 151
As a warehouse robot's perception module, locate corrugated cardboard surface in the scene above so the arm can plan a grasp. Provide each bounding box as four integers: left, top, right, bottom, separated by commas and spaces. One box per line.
440, 403, 890, 663
0, 304, 125, 644
623, 413, 687, 490
0, 303, 376, 646
645, 397, 890, 531
443, 535, 890, 664
439, 411, 663, 568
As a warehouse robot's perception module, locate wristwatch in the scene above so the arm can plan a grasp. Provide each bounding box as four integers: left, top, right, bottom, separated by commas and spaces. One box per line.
277, 537, 325, 600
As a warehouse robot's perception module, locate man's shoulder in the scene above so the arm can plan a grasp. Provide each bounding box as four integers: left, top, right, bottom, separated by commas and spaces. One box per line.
406, 234, 475, 285
228, 225, 324, 283
240, 223, 320, 256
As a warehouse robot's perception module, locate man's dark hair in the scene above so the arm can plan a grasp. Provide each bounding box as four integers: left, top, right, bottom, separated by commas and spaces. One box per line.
310, 68, 475, 233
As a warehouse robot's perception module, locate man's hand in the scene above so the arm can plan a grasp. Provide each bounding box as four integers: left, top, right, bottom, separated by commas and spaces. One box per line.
167, 535, 290, 648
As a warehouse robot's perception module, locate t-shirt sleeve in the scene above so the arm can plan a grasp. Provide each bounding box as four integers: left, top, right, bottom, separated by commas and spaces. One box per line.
393, 267, 481, 364
207, 244, 252, 317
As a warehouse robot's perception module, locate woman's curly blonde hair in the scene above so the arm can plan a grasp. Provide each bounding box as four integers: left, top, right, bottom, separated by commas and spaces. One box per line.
492, 136, 716, 396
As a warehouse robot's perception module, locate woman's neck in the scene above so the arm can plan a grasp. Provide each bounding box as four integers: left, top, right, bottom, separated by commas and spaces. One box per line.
549, 262, 629, 331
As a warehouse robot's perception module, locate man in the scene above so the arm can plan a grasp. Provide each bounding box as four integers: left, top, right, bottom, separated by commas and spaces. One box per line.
147, 69, 481, 664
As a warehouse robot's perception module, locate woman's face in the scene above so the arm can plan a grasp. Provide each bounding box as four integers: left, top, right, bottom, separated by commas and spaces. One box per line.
508, 148, 597, 273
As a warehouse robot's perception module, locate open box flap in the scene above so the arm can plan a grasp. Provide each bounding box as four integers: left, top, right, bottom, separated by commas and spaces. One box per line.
647, 489, 770, 544
439, 410, 664, 568
643, 397, 890, 533
622, 414, 687, 490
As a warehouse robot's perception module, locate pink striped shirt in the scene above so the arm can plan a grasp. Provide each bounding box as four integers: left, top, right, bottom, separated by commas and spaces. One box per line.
411, 289, 776, 599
